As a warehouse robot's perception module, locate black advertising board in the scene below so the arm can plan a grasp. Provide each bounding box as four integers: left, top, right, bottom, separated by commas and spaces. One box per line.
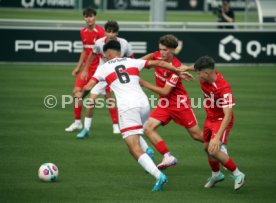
1, 28, 275, 64
0, 0, 75, 9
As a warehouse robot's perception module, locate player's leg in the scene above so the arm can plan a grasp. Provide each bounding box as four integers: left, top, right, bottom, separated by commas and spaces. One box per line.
66, 72, 91, 132
172, 107, 203, 142
76, 93, 98, 139
208, 121, 245, 190
186, 125, 203, 142
140, 105, 155, 161
104, 87, 120, 134
204, 143, 225, 188
121, 108, 167, 191
124, 134, 167, 191
144, 109, 177, 170
202, 119, 225, 188
65, 86, 86, 132
209, 148, 245, 190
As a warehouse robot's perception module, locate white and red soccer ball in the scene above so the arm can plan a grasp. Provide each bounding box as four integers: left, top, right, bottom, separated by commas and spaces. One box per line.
38, 163, 59, 182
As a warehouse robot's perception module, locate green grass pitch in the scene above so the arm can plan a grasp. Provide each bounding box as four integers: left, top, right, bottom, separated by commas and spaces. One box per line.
0, 64, 276, 202
0, 9, 245, 22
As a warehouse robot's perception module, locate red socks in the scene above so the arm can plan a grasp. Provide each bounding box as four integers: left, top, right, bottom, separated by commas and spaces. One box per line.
155, 141, 169, 155
223, 158, 237, 172
108, 107, 118, 124
208, 159, 220, 172
74, 101, 82, 120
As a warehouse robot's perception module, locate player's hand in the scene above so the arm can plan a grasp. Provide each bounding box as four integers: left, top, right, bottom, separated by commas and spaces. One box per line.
208, 136, 221, 154
81, 70, 88, 80
180, 72, 194, 82
84, 83, 93, 92
72, 67, 80, 77
75, 91, 83, 98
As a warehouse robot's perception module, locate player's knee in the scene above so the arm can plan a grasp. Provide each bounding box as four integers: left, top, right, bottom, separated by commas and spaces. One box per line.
128, 143, 142, 158
208, 150, 219, 157
192, 133, 203, 142
73, 90, 81, 98
144, 124, 154, 135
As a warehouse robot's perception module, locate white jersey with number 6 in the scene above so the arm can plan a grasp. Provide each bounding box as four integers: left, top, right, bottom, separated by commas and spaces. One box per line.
91, 57, 149, 112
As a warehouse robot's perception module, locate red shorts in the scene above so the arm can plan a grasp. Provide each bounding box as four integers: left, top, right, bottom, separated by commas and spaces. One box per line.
150, 106, 197, 128
203, 117, 234, 144
74, 69, 96, 89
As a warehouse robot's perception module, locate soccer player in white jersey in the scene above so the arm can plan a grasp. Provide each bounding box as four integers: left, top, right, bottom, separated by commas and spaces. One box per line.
77, 21, 128, 137
78, 40, 193, 191
77, 21, 155, 161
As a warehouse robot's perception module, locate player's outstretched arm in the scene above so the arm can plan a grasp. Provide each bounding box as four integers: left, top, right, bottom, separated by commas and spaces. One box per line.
75, 79, 97, 99
181, 64, 195, 71
147, 60, 178, 73
140, 79, 173, 96
147, 60, 194, 81
84, 79, 97, 92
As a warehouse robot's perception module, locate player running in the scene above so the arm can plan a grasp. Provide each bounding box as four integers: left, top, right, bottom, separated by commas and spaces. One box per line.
193, 56, 245, 190
140, 34, 203, 170
78, 40, 193, 191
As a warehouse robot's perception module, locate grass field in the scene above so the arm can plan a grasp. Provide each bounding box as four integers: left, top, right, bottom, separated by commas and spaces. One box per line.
0, 8, 245, 22
0, 64, 276, 202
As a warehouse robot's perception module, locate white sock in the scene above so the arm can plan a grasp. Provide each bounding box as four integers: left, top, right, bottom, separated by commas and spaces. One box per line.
139, 136, 149, 152
232, 168, 241, 176
220, 144, 228, 155
84, 117, 92, 130
164, 152, 171, 158
75, 120, 81, 125
138, 153, 161, 179
212, 171, 221, 177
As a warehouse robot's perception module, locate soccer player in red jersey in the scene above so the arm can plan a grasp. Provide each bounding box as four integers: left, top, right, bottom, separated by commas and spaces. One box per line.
140, 34, 203, 170
194, 55, 245, 190
76, 21, 133, 138
65, 8, 105, 132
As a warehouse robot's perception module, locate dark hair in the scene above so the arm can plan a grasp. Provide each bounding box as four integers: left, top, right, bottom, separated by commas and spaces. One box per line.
105, 20, 119, 33
83, 8, 97, 17
194, 56, 215, 71
222, 0, 230, 5
103, 40, 121, 52
159, 34, 178, 49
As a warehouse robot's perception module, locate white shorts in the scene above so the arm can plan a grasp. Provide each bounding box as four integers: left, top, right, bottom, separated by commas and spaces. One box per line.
119, 105, 150, 139
90, 81, 108, 95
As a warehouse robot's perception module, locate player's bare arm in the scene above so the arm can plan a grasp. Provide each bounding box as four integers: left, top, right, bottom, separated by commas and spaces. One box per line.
75, 79, 97, 99
72, 48, 86, 77
140, 79, 173, 96
147, 60, 179, 74
208, 106, 233, 154
147, 60, 194, 81
84, 79, 97, 92
81, 51, 95, 80
180, 64, 195, 71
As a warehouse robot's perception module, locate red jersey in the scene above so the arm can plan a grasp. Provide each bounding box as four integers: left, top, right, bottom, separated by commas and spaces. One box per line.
200, 71, 235, 120
80, 25, 105, 71
151, 51, 191, 109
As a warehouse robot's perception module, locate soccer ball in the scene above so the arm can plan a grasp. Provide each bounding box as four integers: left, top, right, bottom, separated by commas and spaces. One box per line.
38, 163, 59, 182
